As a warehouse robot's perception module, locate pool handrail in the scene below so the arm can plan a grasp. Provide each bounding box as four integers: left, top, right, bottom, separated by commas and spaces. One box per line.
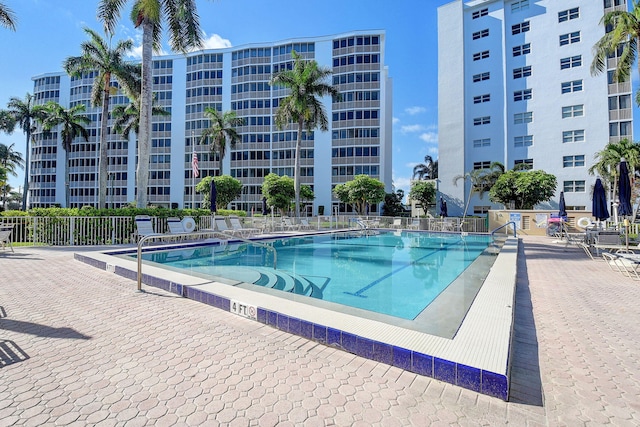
491, 221, 517, 238
136, 230, 277, 291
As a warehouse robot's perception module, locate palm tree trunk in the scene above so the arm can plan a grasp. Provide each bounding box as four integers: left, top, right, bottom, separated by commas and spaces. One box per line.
294, 119, 303, 217
136, 19, 153, 208
98, 73, 111, 209
65, 149, 70, 207
21, 126, 30, 211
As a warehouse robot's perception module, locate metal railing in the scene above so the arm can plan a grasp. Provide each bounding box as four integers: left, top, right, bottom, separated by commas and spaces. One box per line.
491, 221, 517, 238
136, 230, 278, 291
0, 214, 492, 247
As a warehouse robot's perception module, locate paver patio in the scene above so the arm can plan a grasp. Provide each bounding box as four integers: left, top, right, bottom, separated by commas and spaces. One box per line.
1, 236, 639, 426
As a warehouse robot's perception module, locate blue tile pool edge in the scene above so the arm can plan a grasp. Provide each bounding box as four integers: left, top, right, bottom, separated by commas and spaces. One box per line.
73, 251, 513, 401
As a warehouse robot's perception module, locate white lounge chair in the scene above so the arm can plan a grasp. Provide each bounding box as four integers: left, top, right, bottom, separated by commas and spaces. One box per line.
229, 217, 259, 237
215, 218, 241, 237
167, 217, 187, 234
0, 226, 14, 252
391, 218, 402, 229
282, 217, 299, 231
299, 218, 313, 230
135, 215, 162, 242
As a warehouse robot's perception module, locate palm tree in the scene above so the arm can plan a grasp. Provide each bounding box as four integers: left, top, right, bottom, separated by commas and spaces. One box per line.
64, 28, 140, 209
453, 168, 493, 221
591, 3, 640, 104
41, 102, 91, 207
589, 138, 640, 203
99, 0, 203, 208
270, 50, 340, 216
111, 97, 170, 137
0, 2, 16, 31
0, 143, 23, 210
7, 93, 47, 210
200, 108, 245, 171
412, 155, 435, 180
0, 109, 16, 132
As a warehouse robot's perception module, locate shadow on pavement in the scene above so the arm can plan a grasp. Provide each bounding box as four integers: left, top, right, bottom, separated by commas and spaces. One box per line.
0, 339, 30, 367
508, 241, 544, 406
0, 318, 91, 340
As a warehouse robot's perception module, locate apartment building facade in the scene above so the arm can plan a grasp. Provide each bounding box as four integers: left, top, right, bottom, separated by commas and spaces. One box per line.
437, 0, 631, 216
29, 31, 392, 215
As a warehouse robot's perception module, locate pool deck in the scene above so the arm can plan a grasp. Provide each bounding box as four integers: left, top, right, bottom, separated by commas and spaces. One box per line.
1, 235, 639, 425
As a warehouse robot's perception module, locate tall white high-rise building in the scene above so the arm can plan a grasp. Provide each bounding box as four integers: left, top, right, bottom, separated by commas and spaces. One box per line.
437, 0, 631, 216
29, 31, 392, 214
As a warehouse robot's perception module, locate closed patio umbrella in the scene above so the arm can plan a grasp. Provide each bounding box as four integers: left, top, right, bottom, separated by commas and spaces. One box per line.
618, 159, 633, 249
592, 178, 609, 223
261, 197, 268, 215
558, 191, 567, 239
440, 198, 448, 218
210, 179, 217, 213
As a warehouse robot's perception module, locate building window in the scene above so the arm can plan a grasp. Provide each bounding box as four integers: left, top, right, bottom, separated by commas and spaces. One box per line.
473, 94, 491, 104
514, 112, 533, 124
558, 7, 579, 22
473, 138, 491, 147
560, 55, 582, 69
562, 105, 584, 118
472, 8, 489, 19
473, 161, 491, 170
610, 121, 632, 137
511, 0, 529, 12
514, 159, 533, 169
514, 135, 533, 147
604, 0, 626, 7
473, 29, 489, 40
514, 89, 532, 101
473, 206, 490, 214
473, 50, 490, 61
513, 66, 532, 79
562, 129, 585, 143
564, 180, 585, 192
561, 80, 583, 93
512, 21, 530, 35
609, 94, 631, 111
513, 43, 531, 57
473, 116, 491, 126
473, 72, 490, 82
563, 155, 585, 167
560, 31, 580, 46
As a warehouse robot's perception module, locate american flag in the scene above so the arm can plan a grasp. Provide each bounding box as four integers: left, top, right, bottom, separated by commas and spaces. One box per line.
191, 151, 199, 178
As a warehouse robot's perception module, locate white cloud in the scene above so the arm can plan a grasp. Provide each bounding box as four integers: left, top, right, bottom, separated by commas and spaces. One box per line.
419, 132, 438, 143
199, 33, 233, 50
401, 124, 425, 134
392, 117, 400, 124
405, 106, 426, 115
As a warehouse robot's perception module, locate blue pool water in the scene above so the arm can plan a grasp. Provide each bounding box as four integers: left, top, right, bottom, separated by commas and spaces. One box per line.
139, 231, 492, 320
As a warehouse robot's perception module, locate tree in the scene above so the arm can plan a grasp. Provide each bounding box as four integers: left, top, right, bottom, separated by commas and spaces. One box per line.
408, 181, 436, 215
382, 189, 405, 216
589, 138, 640, 187
333, 175, 386, 215
591, 3, 640, 104
200, 108, 245, 170
99, 0, 204, 208
261, 173, 314, 215
412, 155, 435, 180
489, 170, 557, 210
41, 102, 91, 207
0, 2, 16, 31
271, 50, 339, 217
7, 93, 47, 210
0, 109, 16, 132
64, 27, 140, 209
195, 175, 242, 211
111, 98, 170, 137
0, 143, 23, 210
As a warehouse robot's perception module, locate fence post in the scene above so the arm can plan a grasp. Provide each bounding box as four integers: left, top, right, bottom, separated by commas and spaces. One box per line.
70, 217, 75, 246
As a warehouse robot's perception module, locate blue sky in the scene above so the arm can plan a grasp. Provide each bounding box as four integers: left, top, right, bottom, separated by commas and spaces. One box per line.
0, 0, 451, 198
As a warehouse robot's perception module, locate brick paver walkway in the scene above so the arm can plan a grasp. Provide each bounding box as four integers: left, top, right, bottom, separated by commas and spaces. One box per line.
0, 237, 639, 426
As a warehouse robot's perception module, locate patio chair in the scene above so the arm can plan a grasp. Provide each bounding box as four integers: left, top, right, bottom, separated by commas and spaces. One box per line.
167, 217, 187, 234
282, 217, 300, 231
391, 218, 402, 229
299, 218, 314, 230
0, 226, 14, 253
612, 253, 640, 280
215, 218, 241, 237
135, 215, 162, 242
229, 217, 259, 237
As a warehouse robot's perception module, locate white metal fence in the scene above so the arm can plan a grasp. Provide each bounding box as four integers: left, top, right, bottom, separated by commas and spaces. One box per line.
0, 215, 490, 247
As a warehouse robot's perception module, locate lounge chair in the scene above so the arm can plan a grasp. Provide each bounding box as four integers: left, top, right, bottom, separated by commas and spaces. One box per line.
299, 218, 313, 230
229, 217, 259, 237
282, 217, 299, 231
408, 218, 421, 230
391, 218, 402, 229
167, 217, 187, 234
0, 226, 14, 252
215, 218, 241, 237
135, 215, 162, 242
605, 252, 640, 280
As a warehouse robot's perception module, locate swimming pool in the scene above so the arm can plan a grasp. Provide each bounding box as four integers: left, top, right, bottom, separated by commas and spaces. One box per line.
136, 231, 493, 321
